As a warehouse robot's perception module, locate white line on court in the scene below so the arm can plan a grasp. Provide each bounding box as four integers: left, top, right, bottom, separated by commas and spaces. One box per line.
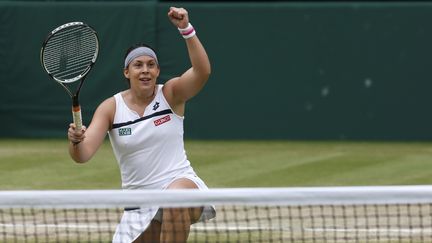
304, 227, 432, 234
1, 223, 431, 235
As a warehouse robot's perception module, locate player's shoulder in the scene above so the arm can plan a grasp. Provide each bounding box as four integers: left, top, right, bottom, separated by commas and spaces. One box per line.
91, 96, 116, 128
95, 96, 116, 118
100, 96, 116, 109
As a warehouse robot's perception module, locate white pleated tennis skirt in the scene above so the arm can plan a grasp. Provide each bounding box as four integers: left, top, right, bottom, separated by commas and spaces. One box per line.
112, 172, 216, 243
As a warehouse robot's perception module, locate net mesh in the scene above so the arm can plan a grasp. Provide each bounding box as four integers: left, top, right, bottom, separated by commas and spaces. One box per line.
1, 186, 432, 243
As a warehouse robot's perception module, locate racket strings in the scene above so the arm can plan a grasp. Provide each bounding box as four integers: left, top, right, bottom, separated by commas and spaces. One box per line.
44, 48, 96, 78
44, 25, 93, 48
46, 52, 93, 79
44, 26, 95, 51
44, 52, 94, 75
44, 37, 95, 58
44, 33, 96, 57
43, 26, 98, 81
44, 39, 96, 75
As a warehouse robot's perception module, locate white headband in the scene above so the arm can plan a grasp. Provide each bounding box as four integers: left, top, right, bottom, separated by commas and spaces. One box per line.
124, 47, 158, 68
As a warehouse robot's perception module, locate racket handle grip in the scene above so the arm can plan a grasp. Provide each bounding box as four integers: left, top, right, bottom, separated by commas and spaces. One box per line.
72, 105, 83, 131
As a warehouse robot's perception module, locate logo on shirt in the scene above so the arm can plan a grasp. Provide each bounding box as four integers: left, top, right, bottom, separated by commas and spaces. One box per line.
118, 127, 132, 136
152, 102, 160, 111
154, 115, 171, 126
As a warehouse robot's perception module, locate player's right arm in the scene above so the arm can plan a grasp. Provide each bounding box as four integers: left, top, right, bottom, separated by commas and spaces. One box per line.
68, 97, 115, 163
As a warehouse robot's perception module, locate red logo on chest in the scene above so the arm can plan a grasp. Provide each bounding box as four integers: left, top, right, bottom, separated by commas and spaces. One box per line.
154, 115, 171, 126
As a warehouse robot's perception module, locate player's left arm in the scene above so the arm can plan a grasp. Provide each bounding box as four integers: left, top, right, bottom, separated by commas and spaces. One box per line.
164, 7, 211, 111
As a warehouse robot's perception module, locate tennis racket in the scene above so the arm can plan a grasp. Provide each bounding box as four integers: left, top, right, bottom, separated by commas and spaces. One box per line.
40, 21, 99, 131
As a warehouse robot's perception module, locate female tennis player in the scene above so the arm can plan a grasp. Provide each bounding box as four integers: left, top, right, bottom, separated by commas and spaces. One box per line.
67, 7, 215, 243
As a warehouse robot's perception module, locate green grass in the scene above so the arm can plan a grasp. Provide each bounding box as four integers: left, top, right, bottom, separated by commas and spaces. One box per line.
1, 139, 432, 189
1, 139, 432, 242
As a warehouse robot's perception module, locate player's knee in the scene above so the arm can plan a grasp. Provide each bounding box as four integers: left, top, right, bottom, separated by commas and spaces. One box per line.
163, 207, 197, 227
189, 207, 203, 224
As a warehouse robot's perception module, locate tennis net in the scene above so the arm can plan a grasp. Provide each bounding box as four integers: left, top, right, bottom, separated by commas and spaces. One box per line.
1, 186, 432, 242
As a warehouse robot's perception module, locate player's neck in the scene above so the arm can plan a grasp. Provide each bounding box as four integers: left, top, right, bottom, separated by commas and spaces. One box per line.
129, 86, 156, 106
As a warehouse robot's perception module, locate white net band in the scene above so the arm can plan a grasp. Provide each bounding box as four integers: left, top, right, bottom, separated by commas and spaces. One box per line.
1, 186, 432, 242
1, 186, 432, 208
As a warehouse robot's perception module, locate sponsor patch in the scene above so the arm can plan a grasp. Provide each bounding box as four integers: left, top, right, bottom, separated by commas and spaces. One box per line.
153, 102, 160, 111
118, 127, 132, 136
154, 115, 171, 126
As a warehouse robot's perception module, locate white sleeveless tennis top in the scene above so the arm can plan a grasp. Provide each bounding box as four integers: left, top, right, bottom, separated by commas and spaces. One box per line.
109, 85, 216, 243
108, 85, 193, 189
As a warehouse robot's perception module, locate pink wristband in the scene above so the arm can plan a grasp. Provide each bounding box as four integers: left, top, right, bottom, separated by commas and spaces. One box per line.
178, 23, 196, 39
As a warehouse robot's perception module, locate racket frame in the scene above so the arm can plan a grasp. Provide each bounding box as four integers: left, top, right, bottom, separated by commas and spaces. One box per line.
40, 21, 99, 131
